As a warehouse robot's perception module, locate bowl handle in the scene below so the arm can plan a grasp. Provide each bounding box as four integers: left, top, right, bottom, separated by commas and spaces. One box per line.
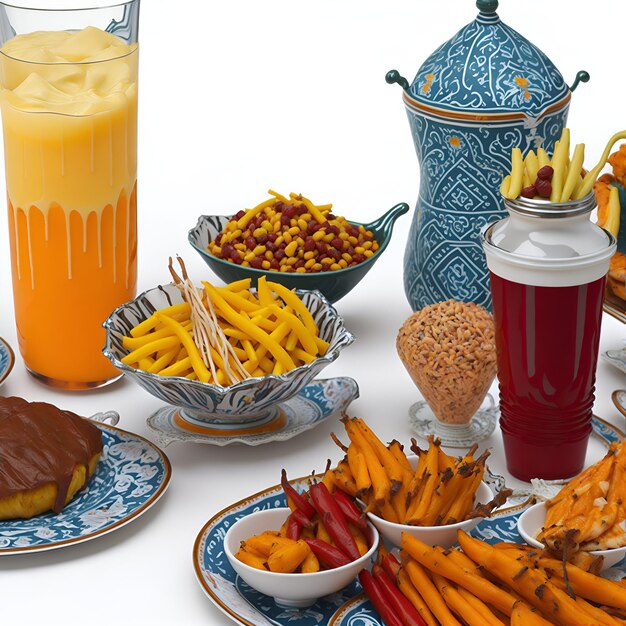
364, 202, 410, 234
89, 410, 120, 425
385, 70, 409, 91
569, 70, 590, 92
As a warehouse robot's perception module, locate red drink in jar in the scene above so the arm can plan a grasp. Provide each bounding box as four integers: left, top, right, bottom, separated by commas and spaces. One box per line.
482, 193, 615, 481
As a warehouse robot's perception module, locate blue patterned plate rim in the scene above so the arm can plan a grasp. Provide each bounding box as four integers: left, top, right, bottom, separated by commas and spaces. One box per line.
0, 336, 15, 386
192, 415, 624, 626
0, 419, 172, 555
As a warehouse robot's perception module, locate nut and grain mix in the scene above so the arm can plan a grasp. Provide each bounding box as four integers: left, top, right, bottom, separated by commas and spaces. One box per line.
208, 190, 379, 273
396, 300, 497, 425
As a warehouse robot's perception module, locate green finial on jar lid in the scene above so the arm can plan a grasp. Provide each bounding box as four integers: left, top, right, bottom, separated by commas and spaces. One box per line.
476, 0, 498, 13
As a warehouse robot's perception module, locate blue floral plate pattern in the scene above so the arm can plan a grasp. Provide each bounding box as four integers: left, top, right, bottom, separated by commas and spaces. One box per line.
147, 377, 359, 447
193, 416, 625, 626
0, 414, 171, 555
0, 336, 15, 386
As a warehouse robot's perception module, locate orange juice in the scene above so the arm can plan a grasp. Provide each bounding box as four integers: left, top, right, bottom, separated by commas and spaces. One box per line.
0, 28, 138, 388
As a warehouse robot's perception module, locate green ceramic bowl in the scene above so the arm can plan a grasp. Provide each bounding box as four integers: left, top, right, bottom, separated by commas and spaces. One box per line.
188, 202, 409, 303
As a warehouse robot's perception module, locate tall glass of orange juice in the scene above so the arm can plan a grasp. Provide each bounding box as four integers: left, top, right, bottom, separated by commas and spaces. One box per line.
0, 1, 139, 389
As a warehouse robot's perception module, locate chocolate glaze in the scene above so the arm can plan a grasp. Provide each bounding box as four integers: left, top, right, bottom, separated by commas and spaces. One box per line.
0, 396, 102, 514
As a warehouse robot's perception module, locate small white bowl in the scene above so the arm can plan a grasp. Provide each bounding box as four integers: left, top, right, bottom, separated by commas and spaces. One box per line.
517, 501, 626, 571
367, 479, 493, 549
224, 507, 379, 608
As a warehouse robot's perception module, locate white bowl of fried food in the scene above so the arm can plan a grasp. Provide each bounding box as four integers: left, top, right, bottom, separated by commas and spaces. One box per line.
103, 261, 354, 422
518, 440, 626, 571
223, 507, 379, 608
328, 418, 506, 549
368, 477, 494, 549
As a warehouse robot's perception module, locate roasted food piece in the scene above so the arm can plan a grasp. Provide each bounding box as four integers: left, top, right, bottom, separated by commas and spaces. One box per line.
538, 440, 626, 552
0, 396, 102, 519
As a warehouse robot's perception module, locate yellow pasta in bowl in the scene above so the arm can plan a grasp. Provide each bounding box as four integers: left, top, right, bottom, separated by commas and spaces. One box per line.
103, 260, 354, 422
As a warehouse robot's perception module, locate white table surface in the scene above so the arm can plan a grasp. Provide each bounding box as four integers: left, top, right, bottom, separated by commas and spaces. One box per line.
0, 1, 625, 624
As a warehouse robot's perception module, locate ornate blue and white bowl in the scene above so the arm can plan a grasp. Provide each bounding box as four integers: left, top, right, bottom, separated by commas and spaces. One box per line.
387, 0, 589, 310
103, 283, 354, 424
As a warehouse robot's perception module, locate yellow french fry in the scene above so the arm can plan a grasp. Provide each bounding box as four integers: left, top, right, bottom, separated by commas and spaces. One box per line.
129, 302, 191, 337
155, 313, 211, 383
560, 143, 585, 202
524, 150, 539, 184
550, 129, 570, 201
507, 148, 524, 199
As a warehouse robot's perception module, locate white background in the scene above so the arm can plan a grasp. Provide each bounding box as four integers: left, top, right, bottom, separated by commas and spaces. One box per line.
1, 1, 626, 624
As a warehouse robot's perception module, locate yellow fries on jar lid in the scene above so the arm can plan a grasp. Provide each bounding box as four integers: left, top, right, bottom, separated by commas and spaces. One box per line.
502, 128, 626, 203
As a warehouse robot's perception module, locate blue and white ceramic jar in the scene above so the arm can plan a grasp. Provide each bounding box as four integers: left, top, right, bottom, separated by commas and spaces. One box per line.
387, 0, 589, 310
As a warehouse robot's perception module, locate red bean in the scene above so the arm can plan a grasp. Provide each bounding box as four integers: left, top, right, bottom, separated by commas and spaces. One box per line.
245, 236, 256, 250
535, 178, 552, 198
303, 238, 316, 252
536, 165, 554, 180
235, 209, 246, 220
250, 256, 264, 269
282, 204, 298, 219
328, 249, 341, 262
331, 237, 343, 250
521, 185, 536, 199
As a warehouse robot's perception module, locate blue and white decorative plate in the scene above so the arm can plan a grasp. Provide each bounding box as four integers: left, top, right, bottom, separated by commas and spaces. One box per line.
193, 416, 625, 626
0, 413, 171, 555
147, 377, 359, 447
0, 337, 15, 386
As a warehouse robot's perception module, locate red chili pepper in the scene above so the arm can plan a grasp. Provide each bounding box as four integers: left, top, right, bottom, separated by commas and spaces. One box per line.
303, 538, 351, 569
381, 552, 401, 579
285, 512, 301, 540
309, 482, 361, 561
281, 469, 316, 519
290, 507, 312, 529
359, 570, 405, 626
372, 564, 427, 626
332, 488, 368, 531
